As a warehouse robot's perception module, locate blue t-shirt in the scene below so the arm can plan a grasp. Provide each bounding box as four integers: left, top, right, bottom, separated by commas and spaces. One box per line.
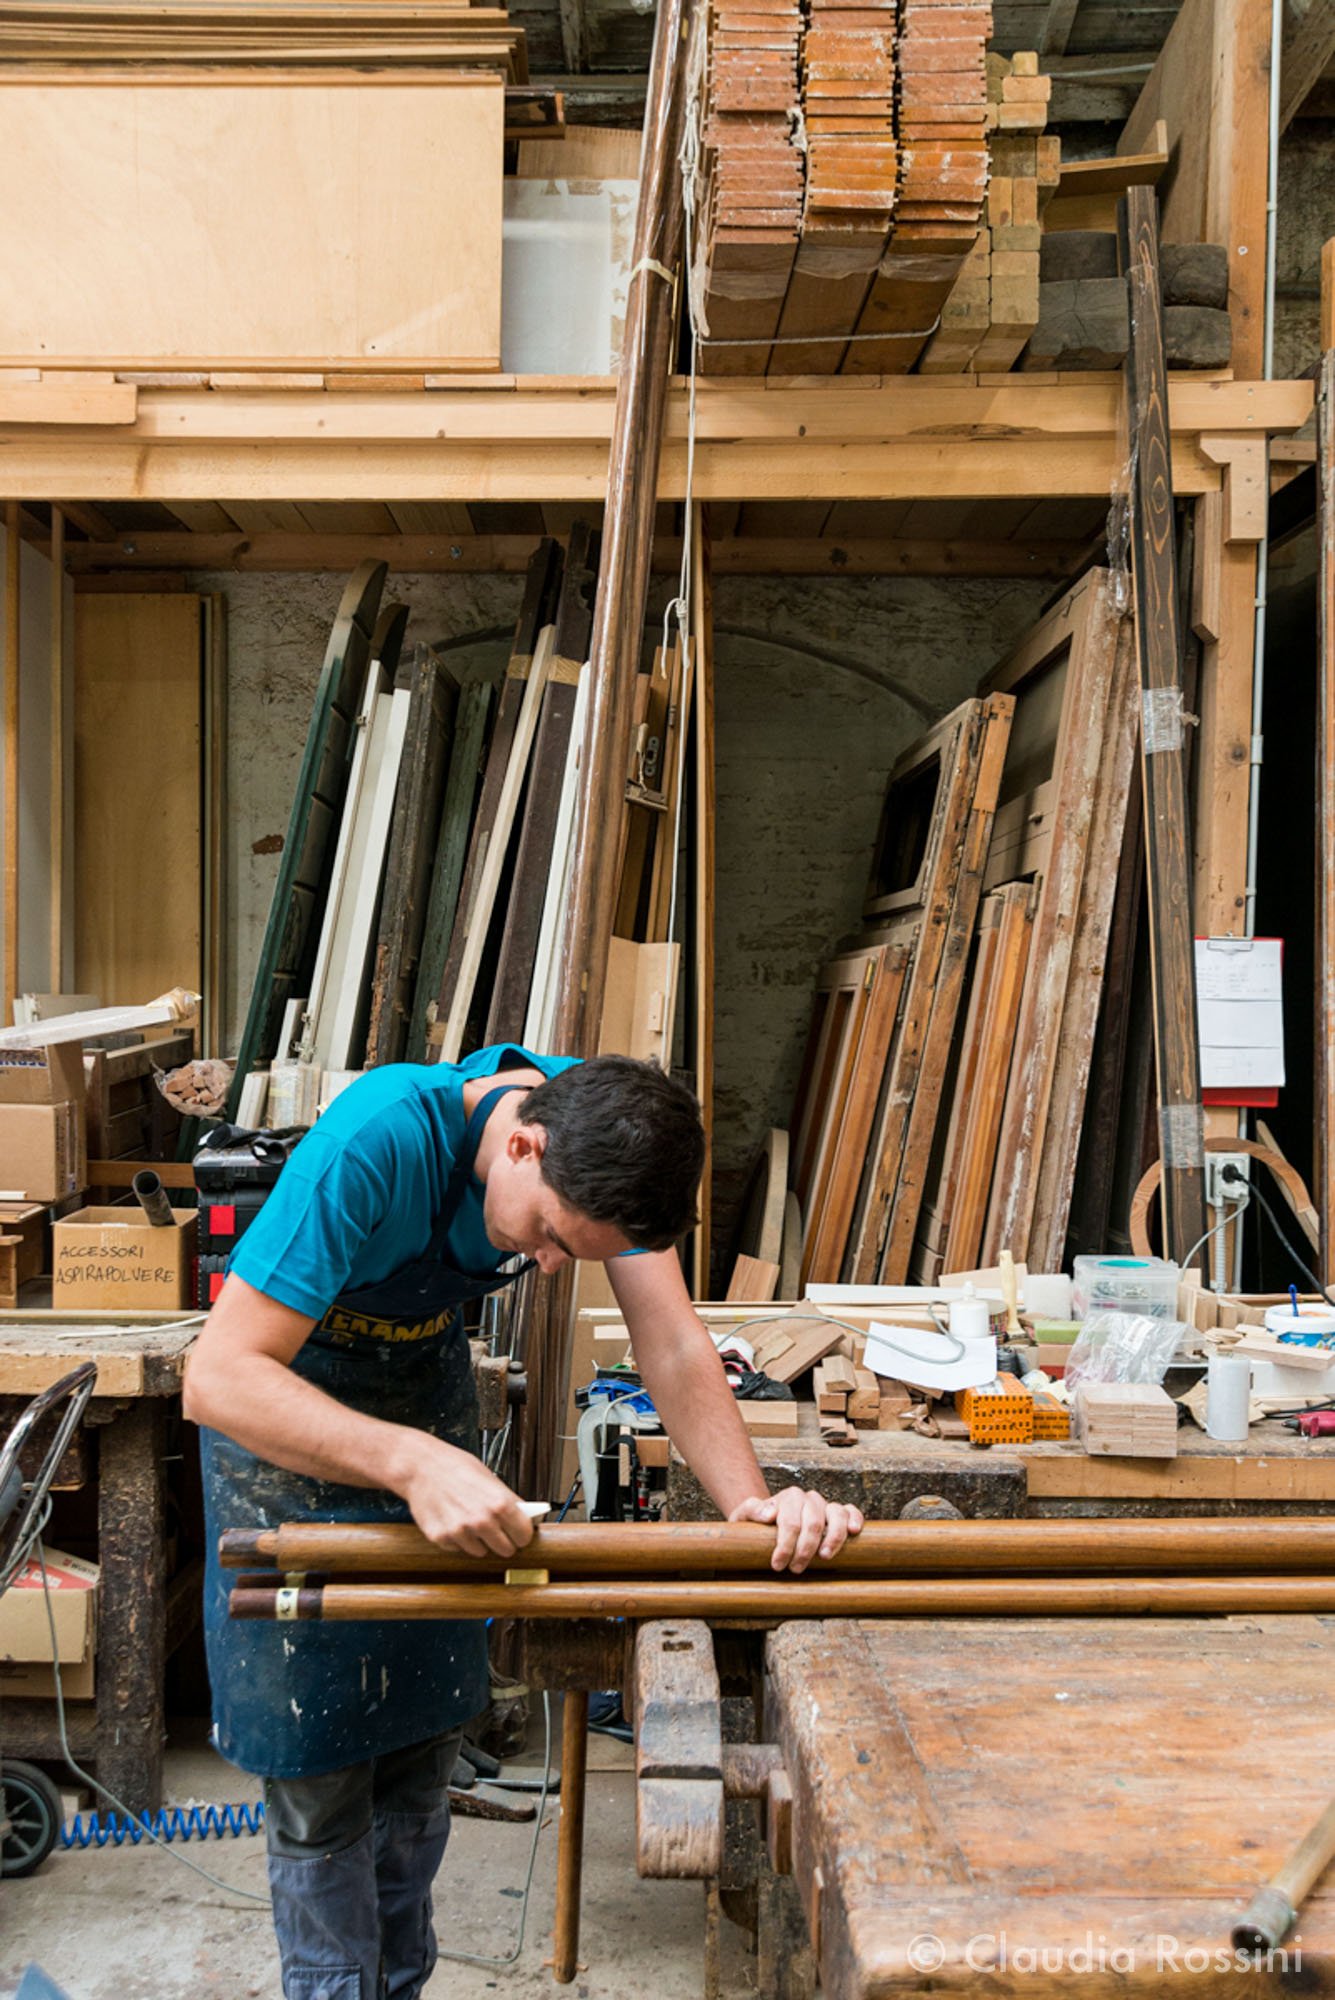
228, 1045, 580, 1321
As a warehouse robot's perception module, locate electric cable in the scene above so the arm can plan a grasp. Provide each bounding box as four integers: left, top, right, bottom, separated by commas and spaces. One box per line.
433, 1690, 553, 1972
1227, 1169, 1335, 1309
34, 1540, 271, 1905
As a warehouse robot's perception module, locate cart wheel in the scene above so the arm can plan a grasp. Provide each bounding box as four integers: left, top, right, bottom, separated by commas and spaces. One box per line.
2, 1761, 64, 1877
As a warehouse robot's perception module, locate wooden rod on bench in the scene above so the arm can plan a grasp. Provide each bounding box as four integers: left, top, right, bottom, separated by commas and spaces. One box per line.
220, 1517, 1335, 1578
229, 1573, 1335, 1623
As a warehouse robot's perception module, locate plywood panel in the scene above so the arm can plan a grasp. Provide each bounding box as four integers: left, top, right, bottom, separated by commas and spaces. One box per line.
73, 594, 201, 1003
0, 78, 503, 368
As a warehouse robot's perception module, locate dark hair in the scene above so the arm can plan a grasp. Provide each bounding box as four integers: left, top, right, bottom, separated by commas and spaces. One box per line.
519, 1056, 705, 1251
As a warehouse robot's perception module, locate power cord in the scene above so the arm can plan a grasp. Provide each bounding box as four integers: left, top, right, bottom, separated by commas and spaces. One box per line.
1219, 1165, 1335, 1309
34, 1540, 270, 1905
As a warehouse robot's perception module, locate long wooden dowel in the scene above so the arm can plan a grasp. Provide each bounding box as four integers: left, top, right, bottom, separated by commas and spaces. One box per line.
220, 1517, 1335, 1578
4, 500, 19, 1023
552, 1691, 589, 1985
49, 503, 63, 991
551, 0, 688, 1058
229, 1574, 1335, 1623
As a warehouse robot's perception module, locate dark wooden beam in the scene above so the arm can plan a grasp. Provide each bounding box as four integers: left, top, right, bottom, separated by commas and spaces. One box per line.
1282, 0, 1335, 130
1316, 236, 1335, 1272
1119, 183, 1208, 1270
1039, 0, 1082, 56
59, 530, 1087, 579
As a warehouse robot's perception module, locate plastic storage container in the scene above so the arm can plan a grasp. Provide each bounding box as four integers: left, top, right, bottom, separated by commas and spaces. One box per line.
1071, 1255, 1181, 1321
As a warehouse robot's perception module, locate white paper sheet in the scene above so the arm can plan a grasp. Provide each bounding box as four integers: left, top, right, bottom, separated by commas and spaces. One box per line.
1194, 937, 1285, 1090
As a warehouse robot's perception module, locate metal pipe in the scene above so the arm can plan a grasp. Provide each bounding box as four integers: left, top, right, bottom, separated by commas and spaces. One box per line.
552, 1692, 589, 1985
228, 1574, 1335, 1623
132, 1169, 176, 1228
219, 1517, 1335, 1578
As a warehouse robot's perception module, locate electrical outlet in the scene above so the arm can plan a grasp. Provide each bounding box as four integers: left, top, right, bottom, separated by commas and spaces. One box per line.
1205, 1152, 1251, 1212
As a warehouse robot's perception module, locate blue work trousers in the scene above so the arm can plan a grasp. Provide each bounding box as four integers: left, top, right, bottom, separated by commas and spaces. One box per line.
263, 1728, 463, 2000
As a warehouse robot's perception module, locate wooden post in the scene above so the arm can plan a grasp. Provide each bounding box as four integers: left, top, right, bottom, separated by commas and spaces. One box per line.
691, 505, 715, 1296
1317, 237, 1335, 1273
3, 500, 19, 1023
552, 1689, 589, 1984
1119, 186, 1208, 1268
551, 0, 689, 1059
49, 504, 64, 992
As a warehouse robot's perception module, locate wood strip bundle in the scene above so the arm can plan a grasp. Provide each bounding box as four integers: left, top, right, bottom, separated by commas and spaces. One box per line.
844, 0, 991, 375
767, 0, 897, 373
696, 0, 804, 376
1073, 1382, 1179, 1458
0, 2, 529, 80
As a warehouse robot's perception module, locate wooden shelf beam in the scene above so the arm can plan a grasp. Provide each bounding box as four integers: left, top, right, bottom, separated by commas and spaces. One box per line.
58, 530, 1094, 579
0, 377, 1309, 504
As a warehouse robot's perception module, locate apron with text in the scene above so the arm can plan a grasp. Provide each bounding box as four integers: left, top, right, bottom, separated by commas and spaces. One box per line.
201, 1082, 533, 1780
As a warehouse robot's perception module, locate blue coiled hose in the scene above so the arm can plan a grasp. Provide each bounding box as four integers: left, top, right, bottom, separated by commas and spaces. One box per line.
59, 1800, 266, 1849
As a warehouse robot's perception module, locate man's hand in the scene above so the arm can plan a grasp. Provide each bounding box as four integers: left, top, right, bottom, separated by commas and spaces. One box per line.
398, 1434, 535, 1560
728, 1487, 865, 1575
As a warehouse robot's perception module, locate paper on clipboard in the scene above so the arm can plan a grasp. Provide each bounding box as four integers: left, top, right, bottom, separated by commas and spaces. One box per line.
1194, 937, 1285, 1091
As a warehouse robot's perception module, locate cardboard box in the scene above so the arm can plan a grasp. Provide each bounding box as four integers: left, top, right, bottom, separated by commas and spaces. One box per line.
0, 1099, 85, 1202
0, 1547, 98, 1664
53, 1205, 197, 1309
0, 1041, 86, 1107
0, 1655, 95, 1700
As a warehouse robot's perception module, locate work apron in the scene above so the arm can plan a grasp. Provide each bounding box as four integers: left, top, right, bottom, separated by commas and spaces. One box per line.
201, 1083, 533, 1781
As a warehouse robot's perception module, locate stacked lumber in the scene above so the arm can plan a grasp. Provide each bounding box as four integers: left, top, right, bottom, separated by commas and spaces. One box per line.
843, 0, 991, 374
1073, 1382, 1179, 1458
767, 0, 897, 372
780, 569, 1139, 1296
0, 2, 528, 78
696, 0, 804, 376
919, 49, 1056, 374
912, 569, 1136, 1278
787, 693, 1014, 1287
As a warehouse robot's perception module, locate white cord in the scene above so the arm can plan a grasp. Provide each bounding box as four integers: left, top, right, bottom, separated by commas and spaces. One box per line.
433, 1692, 553, 1970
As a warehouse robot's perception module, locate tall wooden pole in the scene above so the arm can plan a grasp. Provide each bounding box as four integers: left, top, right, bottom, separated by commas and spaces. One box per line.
551, 0, 689, 1058
520, 0, 690, 1506
1316, 237, 1335, 1276
3, 501, 19, 1023
1119, 186, 1207, 1268
49, 504, 64, 993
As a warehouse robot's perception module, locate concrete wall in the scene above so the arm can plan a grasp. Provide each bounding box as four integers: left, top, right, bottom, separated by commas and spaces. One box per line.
203, 564, 1049, 1276
1274, 122, 1335, 381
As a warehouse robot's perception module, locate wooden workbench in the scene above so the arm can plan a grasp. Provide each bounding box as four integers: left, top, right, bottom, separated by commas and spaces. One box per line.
763, 1614, 1335, 1997
0, 1314, 200, 1816
667, 1403, 1335, 1519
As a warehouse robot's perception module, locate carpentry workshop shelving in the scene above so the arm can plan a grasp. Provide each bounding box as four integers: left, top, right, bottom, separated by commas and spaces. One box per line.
4, 0, 1335, 1991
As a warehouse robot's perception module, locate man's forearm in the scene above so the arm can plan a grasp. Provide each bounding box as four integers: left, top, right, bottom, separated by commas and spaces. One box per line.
185, 1350, 427, 1496
630, 1318, 769, 1517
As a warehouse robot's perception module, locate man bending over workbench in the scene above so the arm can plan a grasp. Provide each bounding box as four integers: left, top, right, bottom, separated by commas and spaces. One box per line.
184, 1046, 862, 2000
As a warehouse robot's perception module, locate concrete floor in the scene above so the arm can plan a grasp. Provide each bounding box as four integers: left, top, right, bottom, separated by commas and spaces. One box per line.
1, 1707, 750, 2000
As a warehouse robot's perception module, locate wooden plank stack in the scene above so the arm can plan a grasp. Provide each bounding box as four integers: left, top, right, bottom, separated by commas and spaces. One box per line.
782, 568, 1142, 1294
919, 49, 1057, 374
0, 2, 529, 79
1073, 1382, 1179, 1458
842, 0, 991, 374
696, 0, 805, 376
